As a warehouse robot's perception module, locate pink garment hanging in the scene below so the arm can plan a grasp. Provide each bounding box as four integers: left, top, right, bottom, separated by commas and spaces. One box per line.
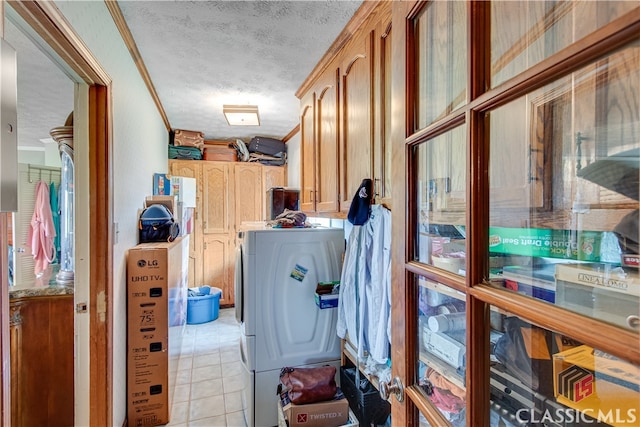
27, 180, 57, 277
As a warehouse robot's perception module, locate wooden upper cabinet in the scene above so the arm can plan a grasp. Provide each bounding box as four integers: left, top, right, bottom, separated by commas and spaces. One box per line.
314, 63, 340, 213
234, 163, 263, 227
340, 28, 373, 213
299, 61, 341, 214
373, 11, 393, 207
169, 159, 201, 182
263, 165, 286, 194
300, 90, 316, 212
296, 2, 392, 216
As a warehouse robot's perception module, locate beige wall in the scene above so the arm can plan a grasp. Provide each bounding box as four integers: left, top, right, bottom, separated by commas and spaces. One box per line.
53, 2, 169, 424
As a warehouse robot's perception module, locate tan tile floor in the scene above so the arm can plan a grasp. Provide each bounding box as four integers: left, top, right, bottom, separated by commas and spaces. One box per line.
166, 308, 248, 427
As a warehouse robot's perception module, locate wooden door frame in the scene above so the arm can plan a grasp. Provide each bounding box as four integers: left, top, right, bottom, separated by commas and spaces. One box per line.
391, 2, 640, 426
389, 1, 411, 426
2, 2, 113, 426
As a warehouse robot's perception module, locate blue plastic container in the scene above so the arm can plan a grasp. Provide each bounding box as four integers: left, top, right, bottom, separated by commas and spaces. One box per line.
187, 287, 222, 324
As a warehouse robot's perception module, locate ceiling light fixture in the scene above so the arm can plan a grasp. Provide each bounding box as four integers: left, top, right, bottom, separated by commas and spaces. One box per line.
223, 104, 260, 126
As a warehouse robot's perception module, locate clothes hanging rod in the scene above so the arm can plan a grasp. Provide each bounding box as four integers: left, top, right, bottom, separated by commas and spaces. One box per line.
27, 164, 61, 183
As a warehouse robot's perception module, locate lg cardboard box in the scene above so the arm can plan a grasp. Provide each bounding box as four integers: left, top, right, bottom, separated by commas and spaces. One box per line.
279, 388, 350, 427
127, 236, 188, 427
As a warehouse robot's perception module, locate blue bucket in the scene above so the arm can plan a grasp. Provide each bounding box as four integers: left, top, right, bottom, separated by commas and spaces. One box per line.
187, 287, 222, 324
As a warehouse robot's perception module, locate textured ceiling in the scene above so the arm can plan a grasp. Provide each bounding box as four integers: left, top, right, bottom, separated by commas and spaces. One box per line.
10, 0, 363, 149
5, 13, 75, 150
117, 0, 363, 141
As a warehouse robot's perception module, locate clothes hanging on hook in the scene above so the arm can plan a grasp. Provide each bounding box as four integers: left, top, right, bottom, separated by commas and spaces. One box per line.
337, 204, 392, 364
50, 181, 60, 262
27, 181, 57, 277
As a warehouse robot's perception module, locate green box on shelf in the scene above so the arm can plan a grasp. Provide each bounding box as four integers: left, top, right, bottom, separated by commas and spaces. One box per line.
489, 227, 602, 262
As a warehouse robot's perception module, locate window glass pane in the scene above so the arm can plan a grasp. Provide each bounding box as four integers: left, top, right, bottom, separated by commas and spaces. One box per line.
491, 1, 636, 87
488, 40, 640, 332
415, 126, 467, 276
417, 276, 467, 425
419, 414, 432, 426
490, 310, 639, 427
414, 1, 467, 129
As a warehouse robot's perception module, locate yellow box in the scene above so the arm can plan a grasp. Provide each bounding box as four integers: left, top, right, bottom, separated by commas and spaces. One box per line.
553, 345, 640, 426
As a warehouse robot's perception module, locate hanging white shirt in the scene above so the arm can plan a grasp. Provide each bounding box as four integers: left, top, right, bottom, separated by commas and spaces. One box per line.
337, 204, 392, 364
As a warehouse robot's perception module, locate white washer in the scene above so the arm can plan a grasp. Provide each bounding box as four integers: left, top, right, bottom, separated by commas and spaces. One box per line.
235, 224, 345, 427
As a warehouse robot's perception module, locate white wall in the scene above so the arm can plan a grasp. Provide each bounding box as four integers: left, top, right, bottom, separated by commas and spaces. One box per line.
53, 2, 169, 425
43, 143, 62, 167
17, 145, 61, 168
17, 147, 44, 165
286, 131, 300, 189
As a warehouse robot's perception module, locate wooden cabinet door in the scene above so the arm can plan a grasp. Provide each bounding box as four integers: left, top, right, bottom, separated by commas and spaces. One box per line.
201, 162, 231, 235
568, 38, 638, 215
202, 234, 233, 306
300, 90, 316, 212
373, 14, 393, 207
262, 165, 285, 192
234, 164, 263, 228
315, 64, 340, 213
200, 162, 231, 291
169, 160, 202, 287
11, 296, 74, 427
340, 30, 373, 212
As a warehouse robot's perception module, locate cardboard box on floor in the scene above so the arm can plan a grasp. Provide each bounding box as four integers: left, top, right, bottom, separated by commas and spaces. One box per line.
127, 236, 188, 427
278, 388, 350, 427
278, 400, 359, 427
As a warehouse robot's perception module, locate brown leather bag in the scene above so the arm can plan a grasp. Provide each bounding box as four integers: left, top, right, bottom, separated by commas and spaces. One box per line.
279, 366, 337, 404
173, 129, 204, 149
